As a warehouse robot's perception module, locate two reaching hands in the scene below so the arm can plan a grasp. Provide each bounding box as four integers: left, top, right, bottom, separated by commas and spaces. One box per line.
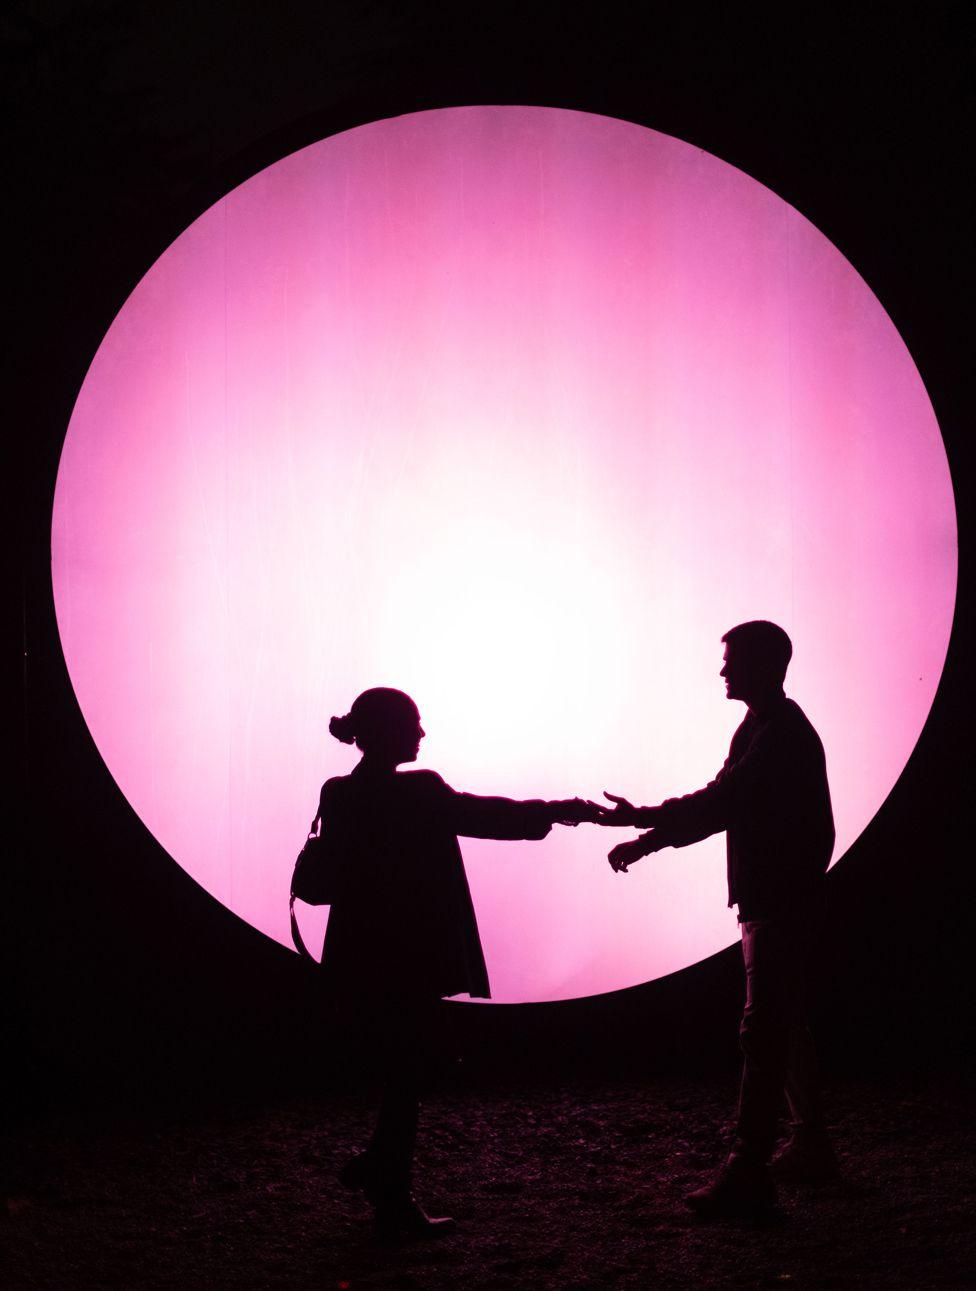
550, 792, 668, 874
548, 798, 610, 827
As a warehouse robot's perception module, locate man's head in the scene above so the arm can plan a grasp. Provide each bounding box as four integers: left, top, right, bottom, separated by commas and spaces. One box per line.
719, 620, 792, 706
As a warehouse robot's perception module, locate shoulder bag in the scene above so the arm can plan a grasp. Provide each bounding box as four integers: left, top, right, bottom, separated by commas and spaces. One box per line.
289, 814, 340, 960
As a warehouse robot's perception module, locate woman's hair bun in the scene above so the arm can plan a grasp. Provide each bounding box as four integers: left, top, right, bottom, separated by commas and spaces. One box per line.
329, 712, 357, 744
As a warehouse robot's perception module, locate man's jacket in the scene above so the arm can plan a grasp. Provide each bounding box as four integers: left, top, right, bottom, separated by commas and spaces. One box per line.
653, 696, 834, 920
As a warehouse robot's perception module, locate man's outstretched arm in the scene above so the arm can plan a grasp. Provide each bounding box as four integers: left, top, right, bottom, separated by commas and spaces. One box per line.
601, 758, 737, 873
597, 792, 667, 828
601, 756, 734, 837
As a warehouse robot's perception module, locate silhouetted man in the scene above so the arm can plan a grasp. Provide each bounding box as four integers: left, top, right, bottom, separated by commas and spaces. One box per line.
600, 621, 837, 1219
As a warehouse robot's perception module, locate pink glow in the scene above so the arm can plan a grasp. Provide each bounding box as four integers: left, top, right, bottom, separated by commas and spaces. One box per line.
51, 108, 956, 1002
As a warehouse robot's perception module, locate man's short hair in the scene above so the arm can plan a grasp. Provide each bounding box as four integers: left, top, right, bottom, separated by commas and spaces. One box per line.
722, 620, 793, 683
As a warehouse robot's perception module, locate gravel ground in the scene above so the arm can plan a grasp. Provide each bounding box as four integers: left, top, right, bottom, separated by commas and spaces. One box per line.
3, 1074, 974, 1289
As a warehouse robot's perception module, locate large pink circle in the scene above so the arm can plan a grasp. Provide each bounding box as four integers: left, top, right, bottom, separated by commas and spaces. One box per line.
52, 108, 956, 1002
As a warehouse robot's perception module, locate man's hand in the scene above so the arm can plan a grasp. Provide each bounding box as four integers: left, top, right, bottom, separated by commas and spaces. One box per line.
608, 832, 663, 873
550, 798, 608, 826
599, 792, 671, 829
597, 791, 642, 826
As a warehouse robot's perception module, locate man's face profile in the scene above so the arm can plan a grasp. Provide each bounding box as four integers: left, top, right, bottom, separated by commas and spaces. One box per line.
721, 646, 739, 701
720, 644, 762, 705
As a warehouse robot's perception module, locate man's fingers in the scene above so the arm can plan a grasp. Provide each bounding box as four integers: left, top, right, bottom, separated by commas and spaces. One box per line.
608, 845, 632, 873
603, 791, 626, 805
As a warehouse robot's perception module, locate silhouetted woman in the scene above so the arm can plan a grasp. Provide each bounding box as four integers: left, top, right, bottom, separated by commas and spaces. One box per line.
316, 686, 597, 1237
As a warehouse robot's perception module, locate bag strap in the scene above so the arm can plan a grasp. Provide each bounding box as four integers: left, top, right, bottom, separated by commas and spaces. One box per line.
290, 815, 321, 961
290, 894, 316, 960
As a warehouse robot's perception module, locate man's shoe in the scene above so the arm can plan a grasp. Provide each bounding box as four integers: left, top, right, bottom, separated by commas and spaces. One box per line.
684, 1155, 781, 1223
771, 1132, 840, 1184
374, 1194, 456, 1240
337, 1150, 376, 1192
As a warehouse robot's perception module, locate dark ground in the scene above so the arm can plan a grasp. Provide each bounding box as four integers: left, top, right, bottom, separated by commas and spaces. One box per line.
4, 1072, 974, 1290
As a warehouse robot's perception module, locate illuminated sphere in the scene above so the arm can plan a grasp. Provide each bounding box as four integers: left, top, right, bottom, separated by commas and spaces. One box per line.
52, 108, 956, 1001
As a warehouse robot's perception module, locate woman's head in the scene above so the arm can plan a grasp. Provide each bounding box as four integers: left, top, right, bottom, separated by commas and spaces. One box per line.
329, 688, 425, 764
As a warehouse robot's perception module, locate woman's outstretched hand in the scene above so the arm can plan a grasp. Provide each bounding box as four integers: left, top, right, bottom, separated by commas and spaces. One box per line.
549, 798, 609, 826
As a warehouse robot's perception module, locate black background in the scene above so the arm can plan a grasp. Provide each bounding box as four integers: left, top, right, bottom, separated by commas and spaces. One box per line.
7, 2, 973, 1109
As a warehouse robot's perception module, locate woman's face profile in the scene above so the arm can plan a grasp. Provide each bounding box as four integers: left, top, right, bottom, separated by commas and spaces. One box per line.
394, 708, 425, 765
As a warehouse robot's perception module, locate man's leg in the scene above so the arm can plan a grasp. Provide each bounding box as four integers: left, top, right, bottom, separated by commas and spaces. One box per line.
772, 1022, 839, 1182
685, 918, 795, 1219
769, 907, 839, 1183
785, 1023, 823, 1129
734, 917, 796, 1163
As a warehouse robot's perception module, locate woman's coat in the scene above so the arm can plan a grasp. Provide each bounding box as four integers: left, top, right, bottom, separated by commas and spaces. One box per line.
316, 766, 553, 1000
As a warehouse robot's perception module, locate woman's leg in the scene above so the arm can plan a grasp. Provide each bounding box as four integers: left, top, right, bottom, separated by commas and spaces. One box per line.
365, 996, 455, 1234
366, 1004, 424, 1200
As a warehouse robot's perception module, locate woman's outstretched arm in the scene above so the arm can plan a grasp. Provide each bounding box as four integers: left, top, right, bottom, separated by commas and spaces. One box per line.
429, 773, 604, 839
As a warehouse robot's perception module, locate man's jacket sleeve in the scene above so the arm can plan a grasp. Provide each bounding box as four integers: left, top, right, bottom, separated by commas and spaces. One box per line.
654, 730, 777, 847
653, 758, 734, 846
